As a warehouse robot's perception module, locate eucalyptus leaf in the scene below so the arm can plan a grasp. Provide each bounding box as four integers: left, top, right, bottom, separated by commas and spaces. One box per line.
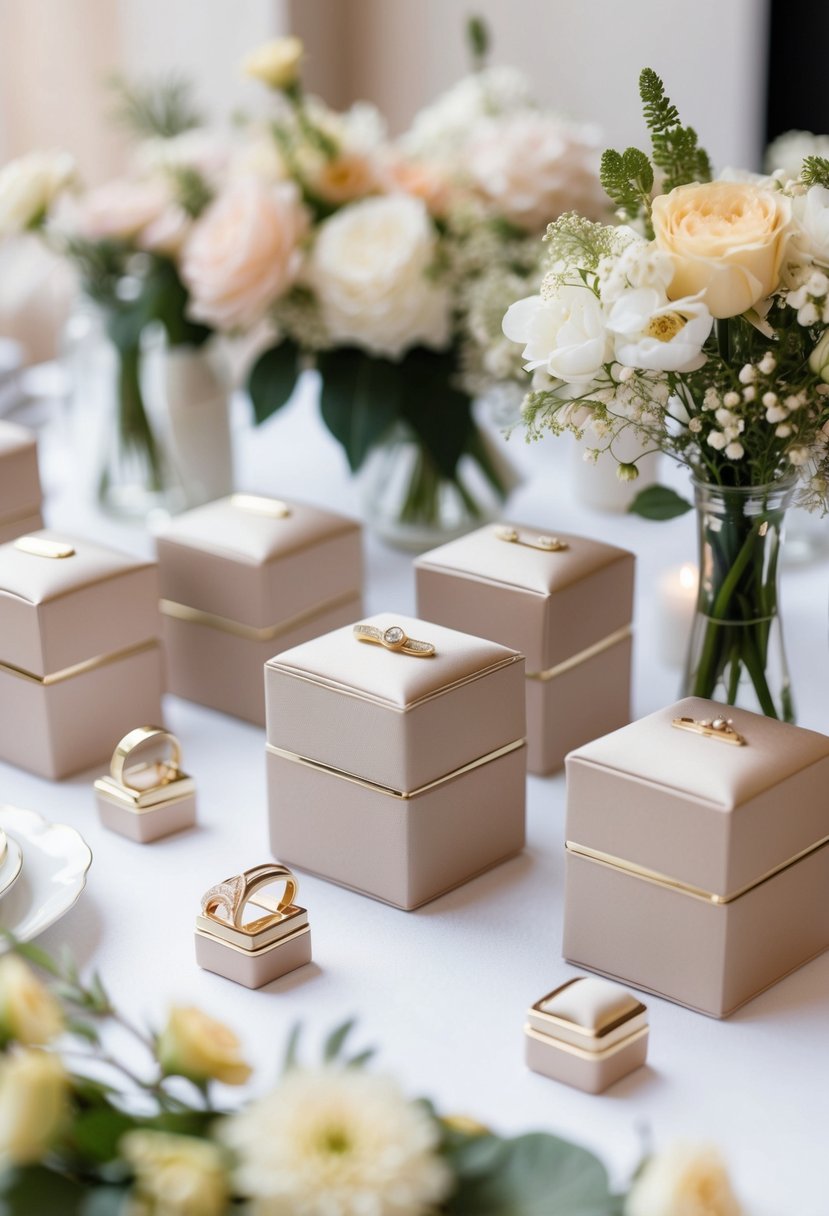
323, 1018, 356, 1063
282, 1022, 303, 1074
628, 484, 693, 520
318, 347, 401, 471
249, 340, 302, 425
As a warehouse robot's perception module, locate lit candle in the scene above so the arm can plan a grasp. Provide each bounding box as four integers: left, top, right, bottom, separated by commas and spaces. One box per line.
657, 563, 699, 669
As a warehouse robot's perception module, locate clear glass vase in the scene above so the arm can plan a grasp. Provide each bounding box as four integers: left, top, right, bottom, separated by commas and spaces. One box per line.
682, 476, 796, 721
358, 420, 516, 552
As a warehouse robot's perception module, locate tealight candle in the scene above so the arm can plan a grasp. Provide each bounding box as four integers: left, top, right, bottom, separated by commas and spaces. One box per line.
657, 563, 698, 669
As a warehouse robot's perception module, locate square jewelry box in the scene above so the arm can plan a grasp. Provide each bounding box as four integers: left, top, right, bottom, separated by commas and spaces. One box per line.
0, 532, 164, 779
155, 494, 363, 725
196, 897, 312, 989
265, 612, 527, 910
0, 421, 43, 544
415, 522, 634, 774
563, 697, 829, 1017
525, 976, 649, 1094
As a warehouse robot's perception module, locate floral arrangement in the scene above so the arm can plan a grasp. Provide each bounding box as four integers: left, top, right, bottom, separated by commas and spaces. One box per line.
0, 942, 743, 1216
502, 69, 829, 719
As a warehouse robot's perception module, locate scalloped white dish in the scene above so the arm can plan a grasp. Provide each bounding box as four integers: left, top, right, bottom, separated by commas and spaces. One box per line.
0, 807, 92, 946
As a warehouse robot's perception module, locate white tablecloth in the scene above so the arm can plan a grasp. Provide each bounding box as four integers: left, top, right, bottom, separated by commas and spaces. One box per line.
3, 383, 828, 1216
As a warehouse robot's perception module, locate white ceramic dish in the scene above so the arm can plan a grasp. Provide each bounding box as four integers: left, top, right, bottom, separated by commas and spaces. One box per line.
0, 807, 92, 946
0, 833, 23, 902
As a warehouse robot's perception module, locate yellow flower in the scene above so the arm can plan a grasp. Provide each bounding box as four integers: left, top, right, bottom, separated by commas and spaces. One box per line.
242, 37, 304, 91
122, 1130, 229, 1216
652, 181, 791, 319
626, 1144, 743, 1216
157, 1006, 251, 1086
0, 1049, 68, 1166
0, 956, 63, 1046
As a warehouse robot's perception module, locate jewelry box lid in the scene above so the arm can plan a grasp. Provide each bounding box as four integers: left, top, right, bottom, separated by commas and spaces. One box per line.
0, 531, 159, 678
566, 697, 829, 900
526, 977, 647, 1053
155, 494, 362, 630
0, 421, 41, 519
415, 522, 634, 671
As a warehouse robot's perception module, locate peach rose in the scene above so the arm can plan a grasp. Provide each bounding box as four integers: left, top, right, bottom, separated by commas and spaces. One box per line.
301, 150, 380, 205
78, 178, 169, 241
652, 181, 791, 319
181, 178, 307, 330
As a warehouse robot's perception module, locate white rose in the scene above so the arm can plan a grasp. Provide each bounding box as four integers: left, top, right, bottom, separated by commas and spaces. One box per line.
308, 194, 450, 358
0, 150, 75, 237
465, 111, 607, 232
122, 1130, 229, 1216
626, 1144, 743, 1216
0, 955, 63, 1047
0, 1049, 68, 1166
793, 184, 829, 266
607, 287, 713, 372
502, 287, 611, 384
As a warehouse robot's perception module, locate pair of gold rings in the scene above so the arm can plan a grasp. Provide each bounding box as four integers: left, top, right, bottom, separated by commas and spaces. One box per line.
201, 864, 298, 933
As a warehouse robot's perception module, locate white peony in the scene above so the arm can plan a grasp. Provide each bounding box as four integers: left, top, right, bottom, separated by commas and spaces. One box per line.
220, 1067, 452, 1216
0, 150, 75, 237
465, 111, 607, 232
607, 287, 713, 372
792, 184, 829, 266
625, 1143, 743, 1216
502, 287, 611, 384
402, 66, 533, 162
308, 194, 450, 358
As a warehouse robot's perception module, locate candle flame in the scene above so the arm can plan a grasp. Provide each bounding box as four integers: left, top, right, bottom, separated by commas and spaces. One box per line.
679, 563, 697, 589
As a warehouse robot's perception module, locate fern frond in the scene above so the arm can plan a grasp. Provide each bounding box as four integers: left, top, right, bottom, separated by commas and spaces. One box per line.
108, 74, 202, 140
600, 147, 654, 225
801, 155, 829, 189
639, 68, 712, 191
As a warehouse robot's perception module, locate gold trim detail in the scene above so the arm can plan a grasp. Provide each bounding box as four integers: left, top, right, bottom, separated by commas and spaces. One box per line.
14, 536, 74, 559
0, 639, 160, 687
524, 1021, 648, 1062
526, 625, 632, 682
267, 737, 526, 800
495, 525, 569, 552
566, 836, 829, 906
195, 921, 310, 958
672, 715, 746, 746
230, 493, 291, 518
160, 589, 361, 643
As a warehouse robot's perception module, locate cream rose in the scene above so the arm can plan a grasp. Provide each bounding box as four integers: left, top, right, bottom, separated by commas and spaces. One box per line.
157, 1005, 251, 1086
122, 1130, 229, 1216
0, 1049, 68, 1166
79, 178, 170, 242
0, 150, 75, 237
652, 181, 791, 319
181, 178, 307, 330
242, 37, 303, 91
308, 193, 450, 358
626, 1144, 743, 1216
0, 956, 63, 1046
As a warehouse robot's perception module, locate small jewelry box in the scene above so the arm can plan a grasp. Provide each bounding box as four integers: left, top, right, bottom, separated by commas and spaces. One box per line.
564, 698, 829, 1017
195, 863, 312, 989
525, 976, 648, 1094
155, 494, 363, 725
0, 421, 42, 544
94, 727, 196, 843
415, 522, 635, 774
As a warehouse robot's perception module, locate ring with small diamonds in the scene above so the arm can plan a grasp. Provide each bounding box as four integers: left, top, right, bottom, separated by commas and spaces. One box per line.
353, 623, 436, 657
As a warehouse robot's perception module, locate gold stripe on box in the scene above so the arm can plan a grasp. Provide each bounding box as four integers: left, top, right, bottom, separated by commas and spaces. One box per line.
0, 639, 160, 687
524, 1021, 649, 1061
160, 588, 361, 643
525, 625, 632, 682
566, 836, 829, 905
266, 737, 526, 800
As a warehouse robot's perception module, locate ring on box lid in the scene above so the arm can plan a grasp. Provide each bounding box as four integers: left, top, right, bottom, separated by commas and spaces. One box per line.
197, 863, 308, 953
494, 525, 569, 553
95, 726, 195, 811
353, 622, 436, 657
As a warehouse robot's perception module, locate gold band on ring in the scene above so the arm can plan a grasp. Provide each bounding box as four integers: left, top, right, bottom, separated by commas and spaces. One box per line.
201, 864, 298, 932
353, 623, 436, 657
110, 727, 182, 790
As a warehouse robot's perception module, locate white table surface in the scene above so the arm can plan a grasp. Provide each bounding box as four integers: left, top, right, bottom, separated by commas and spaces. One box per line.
3, 381, 828, 1216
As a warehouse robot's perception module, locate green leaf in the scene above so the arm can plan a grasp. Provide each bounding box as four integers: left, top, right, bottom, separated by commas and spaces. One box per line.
317, 347, 402, 471
397, 347, 475, 479
249, 340, 302, 424
323, 1018, 356, 1063
70, 1109, 136, 1164
600, 147, 654, 224
466, 15, 490, 67
6, 939, 61, 977
628, 484, 693, 520
66, 1019, 101, 1045
0, 1166, 87, 1216
345, 1048, 376, 1070
445, 1132, 617, 1216
282, 1022, 303, 1074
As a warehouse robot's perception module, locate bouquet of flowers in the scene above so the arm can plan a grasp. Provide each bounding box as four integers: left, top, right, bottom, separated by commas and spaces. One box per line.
502, 68, 829, 720
0, 943, 743, 1216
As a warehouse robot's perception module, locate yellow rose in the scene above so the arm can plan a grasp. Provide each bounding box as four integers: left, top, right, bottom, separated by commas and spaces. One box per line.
122, 1130, 229, 1216
0, 1049, 68, 1166
0, 956, 63, 1046
652, 181, 791, 318
626, 1144, 743, 1216
242, 37, 303, 91
157, 1006, 251, 1087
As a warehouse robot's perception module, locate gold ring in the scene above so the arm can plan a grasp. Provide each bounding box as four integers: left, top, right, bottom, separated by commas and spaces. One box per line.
353, 623, 436, 657
110, 727, 182, 790
201, 864, 298, 932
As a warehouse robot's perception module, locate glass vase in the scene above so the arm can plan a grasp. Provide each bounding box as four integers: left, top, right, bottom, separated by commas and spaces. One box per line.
682, 476, 796, 721
358, 420, 517, 552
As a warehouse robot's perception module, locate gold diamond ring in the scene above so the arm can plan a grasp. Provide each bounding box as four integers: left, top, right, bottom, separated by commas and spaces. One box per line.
110, 727, 182, 792
353, 623, 436, 657
201, 864, 299, 933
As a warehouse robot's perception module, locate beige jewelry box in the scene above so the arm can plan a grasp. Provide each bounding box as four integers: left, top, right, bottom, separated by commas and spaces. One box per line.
155, 494, 363, 725
525, 976, 649, 1094
265, 612, 527, 910
415, 523, 634, 774
563, 697, 829, 1017
0, 421, 43, 544
0, 532, 164, 779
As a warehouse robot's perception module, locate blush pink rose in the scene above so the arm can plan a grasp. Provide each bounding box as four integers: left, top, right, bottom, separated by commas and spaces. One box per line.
181, 178, 307, 330
78, 178, 169, 241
